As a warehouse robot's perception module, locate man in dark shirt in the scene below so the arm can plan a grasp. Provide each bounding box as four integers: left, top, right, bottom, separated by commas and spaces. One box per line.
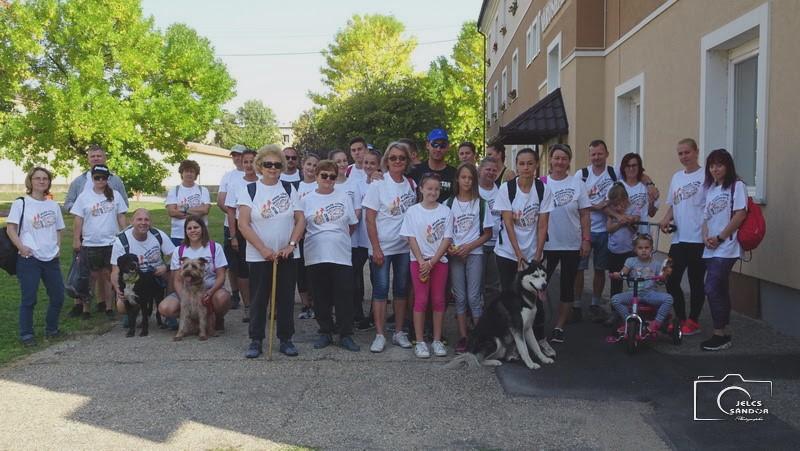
409, 128, 456, 203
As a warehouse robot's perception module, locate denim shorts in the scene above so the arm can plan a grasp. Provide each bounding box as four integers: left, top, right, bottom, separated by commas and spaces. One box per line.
370, 252, 410, 301
578, 231, 609, 271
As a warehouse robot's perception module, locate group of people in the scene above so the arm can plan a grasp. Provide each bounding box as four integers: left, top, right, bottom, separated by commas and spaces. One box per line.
7, 131, 746, 355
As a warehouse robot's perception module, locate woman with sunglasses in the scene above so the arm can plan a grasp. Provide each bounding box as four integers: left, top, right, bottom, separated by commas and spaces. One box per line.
7, 167, 66, 346
362, 142, 417, 352
543, 144, 591, 344
295, 159, 360, 351
69, 165, 128, 319
295, 152, 320, 320
353, 149, 383, 330
619, 153, 659, 234
237, 146, 305, 358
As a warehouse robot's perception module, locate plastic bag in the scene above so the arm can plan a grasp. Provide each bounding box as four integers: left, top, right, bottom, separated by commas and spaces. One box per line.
65, 249, 91, 300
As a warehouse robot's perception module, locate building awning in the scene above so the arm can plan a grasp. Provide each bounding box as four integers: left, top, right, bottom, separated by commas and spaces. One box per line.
498, 88, 569, 145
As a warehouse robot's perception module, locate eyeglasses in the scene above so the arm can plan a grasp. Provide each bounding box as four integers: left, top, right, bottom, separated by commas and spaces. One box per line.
285, 156, 298, 161
93, 176, 108, 181
431, 141, 449, 149
318, 172, 337, 180
388, 155, 407, 162
261, 161, 284, 169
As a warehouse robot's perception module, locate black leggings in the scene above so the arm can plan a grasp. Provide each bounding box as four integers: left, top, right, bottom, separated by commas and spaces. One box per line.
544, 250, 580, 303
308, 263, 355, 337
608, 251, 634, 296
667, 242, 706, 321
351, 247, 369, 320
496, 255, 545, 340
248, 259, 296, 342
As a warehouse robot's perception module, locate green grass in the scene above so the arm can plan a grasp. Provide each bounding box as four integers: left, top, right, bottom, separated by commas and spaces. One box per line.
0, 192, 226, 366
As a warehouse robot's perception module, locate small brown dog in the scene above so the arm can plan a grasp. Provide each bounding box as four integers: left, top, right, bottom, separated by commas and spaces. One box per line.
173, 257, 217, 341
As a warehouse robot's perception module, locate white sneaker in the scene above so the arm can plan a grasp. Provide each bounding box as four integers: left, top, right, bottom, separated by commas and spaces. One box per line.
431, 340, 447, 357
370, 334, 386, 353
414, 341, 430, 358
392, 331, 412, 349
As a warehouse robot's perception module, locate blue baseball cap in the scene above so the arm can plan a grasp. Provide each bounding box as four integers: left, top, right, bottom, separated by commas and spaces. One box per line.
427, 128, 449, 143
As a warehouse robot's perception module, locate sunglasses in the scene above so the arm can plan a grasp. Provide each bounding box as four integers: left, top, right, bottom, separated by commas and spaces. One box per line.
285, 156, 298, 161
388, 155, 408, 162
93, 176, 108, 181
431, 141, 449, 149
261, 161, 283, 169
318, 172, 337, 180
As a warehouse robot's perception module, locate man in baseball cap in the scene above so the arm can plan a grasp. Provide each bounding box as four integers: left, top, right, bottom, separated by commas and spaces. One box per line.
409, 128, 456, 203
216, 144, 247, 310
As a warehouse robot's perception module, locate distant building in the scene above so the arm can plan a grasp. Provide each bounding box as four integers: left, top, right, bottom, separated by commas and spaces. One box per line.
478, 0, 800, 335
279, 123, 294, 147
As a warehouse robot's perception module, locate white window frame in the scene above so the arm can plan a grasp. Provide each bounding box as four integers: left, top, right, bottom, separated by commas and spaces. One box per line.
546, 32, 561, 93
700, 3, 769, 202
511, 49, 519, 101
527, 14, 541, 67
613, 73, 645, 164
493, 81, 499, 121
486, 90, 492, 122
501, 67, 508, 112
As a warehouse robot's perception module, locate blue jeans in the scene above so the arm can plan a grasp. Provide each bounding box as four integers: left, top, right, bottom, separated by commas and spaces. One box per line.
450, 253, 484, 316
370, 252, 410, 301
611, 290, 673, 323
17, 256, 65, 340
704, 257, 737, 329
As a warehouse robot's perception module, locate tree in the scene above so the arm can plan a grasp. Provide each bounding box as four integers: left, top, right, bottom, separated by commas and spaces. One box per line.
424, 22, 484, 154
0, 0, 235, 193
215, 99, 281, 151
313, 14, 416, 104
292, 108, 332, 154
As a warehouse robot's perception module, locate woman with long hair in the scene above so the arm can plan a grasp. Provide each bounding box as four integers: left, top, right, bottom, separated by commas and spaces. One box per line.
353, 148, 382, 330
7, 167, 66, 346
619, 152, 659, 233
699, 149, 747, 351
296, 152, 320, 320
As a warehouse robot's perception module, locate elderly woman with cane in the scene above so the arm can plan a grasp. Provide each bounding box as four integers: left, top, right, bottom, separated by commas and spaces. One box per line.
237, 145, 305, 359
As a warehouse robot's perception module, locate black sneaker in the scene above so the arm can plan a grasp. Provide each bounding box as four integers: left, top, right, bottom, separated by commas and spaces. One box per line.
567, 307, 582, 324
701, 335, 732, 351
68, 304, 83, 318
355, 318, 374, 331
550, 328, 565, 343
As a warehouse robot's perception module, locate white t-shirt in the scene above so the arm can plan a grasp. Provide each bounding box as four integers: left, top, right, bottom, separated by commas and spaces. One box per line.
296, 189, 357, 266
224, 175, 261, 215
400, 203, 453, 263
7, 196, 65, 261
479, 184, 501, 247
236, 181, 300, 262
622, 180, 651, 235
70, 189, 128, 246
336, 178, 363, 248
448, 197, 493, 255
493, 180, 554, 262
702, 181, 747, 259
666, 168, 706, 244
544, 175, 591, 251
347, 164, 367, 183
110, 228, 175, 272
360, 173, 417, 256
219, 169, 244, 228
170, 241, 227, 289
354, 179, 373, 248
280, 171, 301, 183
608, 216, 635, 254
575, 166, 616, 233
164, 184, 211, 238
297, 181, 318, 199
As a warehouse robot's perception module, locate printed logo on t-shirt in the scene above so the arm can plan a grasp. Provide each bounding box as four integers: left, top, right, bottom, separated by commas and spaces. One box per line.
453, 213, 476, 234
180, 192, 203, 209
487, 198, 500, 218
313, 202, 346, 225
632, 264, 657, 279
260, 193, 291, 219
588, 178, 614, 205
553, 188, 576, 207
513, 203, 540, 228
389, 192, 416, 216
32, 210, 57, 229
673, 181, 702, 205
90, 200, 116, 217
704, 192, 730, 221
142, 246, 162, 270
629, 192, 648, 215
426, 217, 447, 244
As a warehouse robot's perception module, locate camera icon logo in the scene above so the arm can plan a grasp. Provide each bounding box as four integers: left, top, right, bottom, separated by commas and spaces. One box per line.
693, 374, 772, 421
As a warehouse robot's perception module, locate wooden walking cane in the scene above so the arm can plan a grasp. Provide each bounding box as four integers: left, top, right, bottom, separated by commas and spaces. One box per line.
267, 258, 279, 360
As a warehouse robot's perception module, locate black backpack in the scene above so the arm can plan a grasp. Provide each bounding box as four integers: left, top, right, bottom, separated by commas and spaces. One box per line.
247, 180, 295, 201
445, 196, 488, 232
498, 178, 545, 245
581, 166, 617, 183
117, 227, 164, 254
0, 197, 25, 275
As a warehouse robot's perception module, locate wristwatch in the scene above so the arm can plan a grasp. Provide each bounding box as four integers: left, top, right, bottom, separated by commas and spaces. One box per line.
289, 241, 297, 247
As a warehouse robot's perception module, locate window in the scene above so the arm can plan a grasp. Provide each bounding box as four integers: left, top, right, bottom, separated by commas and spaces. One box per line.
493, 81, 499, 121
283, 134, 290, 144
511, 49, 519, 99
526, 15, 540, 66
700, 4, 768, 201
486, 91, 492, 122
614, 73, 645, 163
546, 33, 561, 93
501, 67, 508, 111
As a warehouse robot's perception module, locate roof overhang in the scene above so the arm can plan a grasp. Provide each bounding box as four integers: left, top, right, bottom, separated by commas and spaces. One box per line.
477, 0, 491, 29
497, 88, 569, 145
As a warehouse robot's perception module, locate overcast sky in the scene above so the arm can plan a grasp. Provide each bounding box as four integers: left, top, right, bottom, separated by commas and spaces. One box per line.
141, 0, 483, 125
